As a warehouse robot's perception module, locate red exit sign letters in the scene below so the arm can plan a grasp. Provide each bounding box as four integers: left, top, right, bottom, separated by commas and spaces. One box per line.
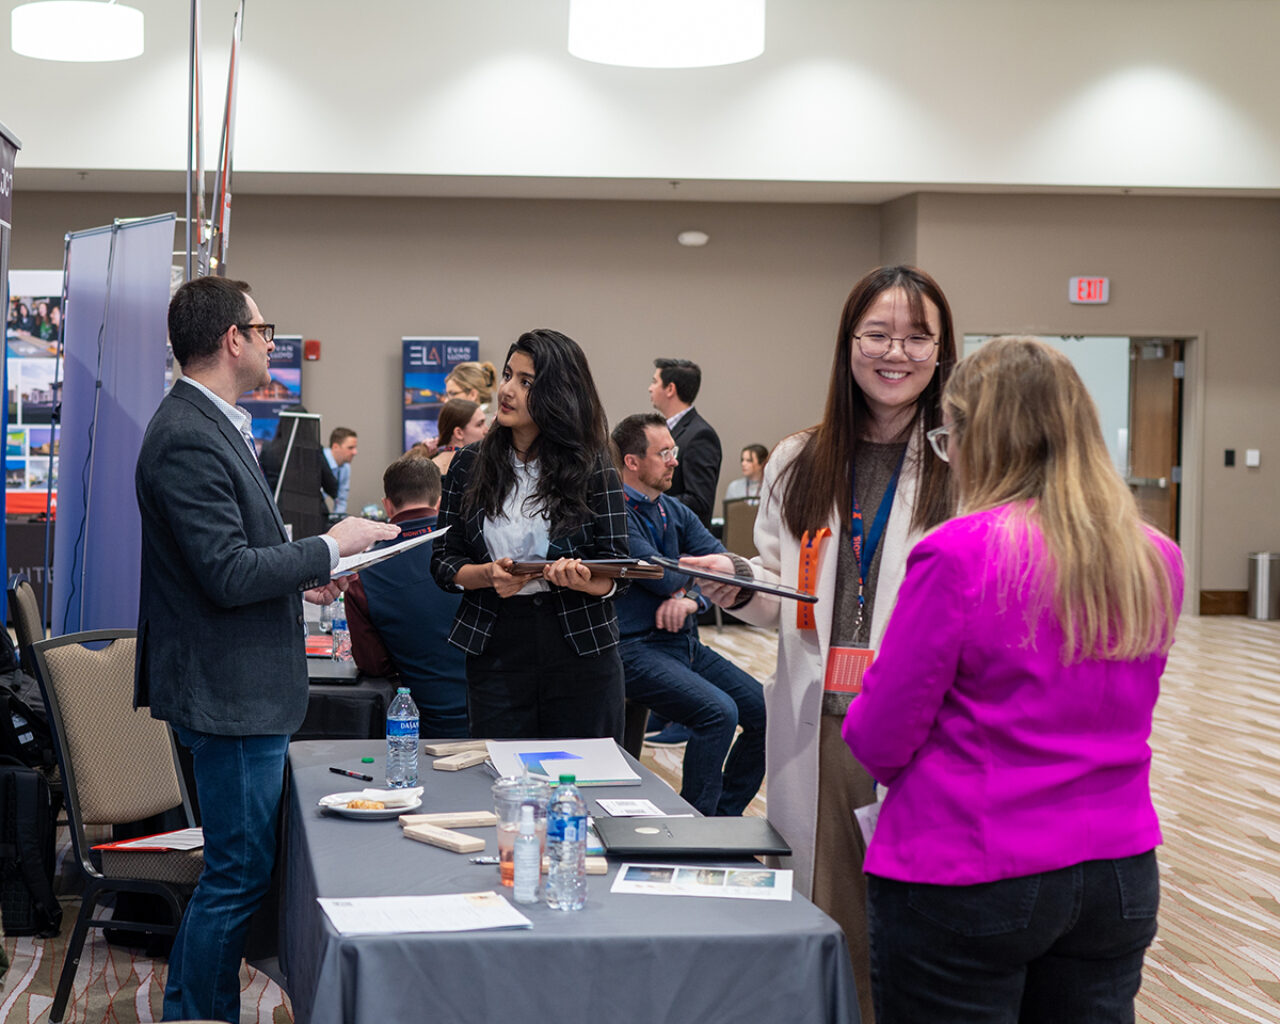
1068, 276, 1110, 304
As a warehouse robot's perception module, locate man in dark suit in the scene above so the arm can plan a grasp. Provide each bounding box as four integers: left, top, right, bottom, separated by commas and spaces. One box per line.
648, 357, 722, 527
135, 276, 398, 1023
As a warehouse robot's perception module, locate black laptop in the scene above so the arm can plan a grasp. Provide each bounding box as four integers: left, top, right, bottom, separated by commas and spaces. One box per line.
593, 815, 791, 859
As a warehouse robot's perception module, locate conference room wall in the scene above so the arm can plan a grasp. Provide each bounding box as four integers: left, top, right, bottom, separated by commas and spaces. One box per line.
10, 189, 880, 514
13, 189, 1278, 599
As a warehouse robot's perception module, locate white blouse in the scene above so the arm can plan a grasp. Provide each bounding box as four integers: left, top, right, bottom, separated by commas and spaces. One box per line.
483, 455, 550, 593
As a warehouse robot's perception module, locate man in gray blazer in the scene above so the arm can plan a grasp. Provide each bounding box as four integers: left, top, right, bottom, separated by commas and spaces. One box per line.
135, 276, 397, 1023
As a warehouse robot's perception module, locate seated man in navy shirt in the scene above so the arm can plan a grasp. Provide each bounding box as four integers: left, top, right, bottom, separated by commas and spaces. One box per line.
611, 413, 765, 816
346, 454, 469, 737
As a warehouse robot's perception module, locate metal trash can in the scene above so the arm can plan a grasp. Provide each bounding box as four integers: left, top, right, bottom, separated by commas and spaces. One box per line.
1247, 552, 1280, 620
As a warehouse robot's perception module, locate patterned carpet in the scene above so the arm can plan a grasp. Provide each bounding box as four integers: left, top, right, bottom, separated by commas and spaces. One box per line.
4, 618, 1278, 1022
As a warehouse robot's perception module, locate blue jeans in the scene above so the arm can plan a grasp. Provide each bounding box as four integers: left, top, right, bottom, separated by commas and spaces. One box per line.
620, 630, 765, 816
867, 850, 1160, 1023
165, 729, 290, 1024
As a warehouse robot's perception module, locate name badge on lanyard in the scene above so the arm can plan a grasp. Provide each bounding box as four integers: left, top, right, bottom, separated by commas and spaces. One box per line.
823, 646, 875, 695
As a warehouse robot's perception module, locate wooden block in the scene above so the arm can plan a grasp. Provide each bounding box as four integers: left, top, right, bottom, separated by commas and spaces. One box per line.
432, 749, 490, 772
399, 811, 498, 829
422, 739, 489, 757
542, 855, 609, 875
403, 823, 486, 853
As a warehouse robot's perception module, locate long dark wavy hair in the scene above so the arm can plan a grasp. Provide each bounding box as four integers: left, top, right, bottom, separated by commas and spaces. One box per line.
777, 265, 956, 538
463, 329, 610, 534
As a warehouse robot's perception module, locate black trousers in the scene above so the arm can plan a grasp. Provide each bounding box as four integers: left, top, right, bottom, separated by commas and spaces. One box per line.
466, 594, 625, 743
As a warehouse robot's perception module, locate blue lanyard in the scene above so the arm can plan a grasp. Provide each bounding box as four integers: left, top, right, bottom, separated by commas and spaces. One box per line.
850, 449, 906, 626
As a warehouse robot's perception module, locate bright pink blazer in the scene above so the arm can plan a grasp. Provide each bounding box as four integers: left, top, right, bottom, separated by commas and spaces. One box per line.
843, 505, 1184, 885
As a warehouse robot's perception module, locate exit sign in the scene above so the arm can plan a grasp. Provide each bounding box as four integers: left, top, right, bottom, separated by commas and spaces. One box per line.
1069, 276, 1110, 304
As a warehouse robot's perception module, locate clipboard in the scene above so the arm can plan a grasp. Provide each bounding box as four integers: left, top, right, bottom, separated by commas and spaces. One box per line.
507, 558, 664, 580
650, 555, 818, 604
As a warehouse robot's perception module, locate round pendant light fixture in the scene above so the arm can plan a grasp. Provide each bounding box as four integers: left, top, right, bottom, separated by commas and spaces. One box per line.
569, 0, 765, 69
11, 1, 145, 63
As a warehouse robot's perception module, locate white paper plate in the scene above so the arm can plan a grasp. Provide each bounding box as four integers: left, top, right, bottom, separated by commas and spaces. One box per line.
318, 791, 423, 819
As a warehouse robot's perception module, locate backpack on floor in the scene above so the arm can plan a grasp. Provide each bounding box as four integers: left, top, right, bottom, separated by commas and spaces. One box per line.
0, 754, 62, 937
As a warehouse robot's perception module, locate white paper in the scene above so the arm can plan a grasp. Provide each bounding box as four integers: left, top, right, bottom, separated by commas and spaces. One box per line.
317, 891, 532, 935
610, 862, 793, 901
596, 799, 667, 817
109, 827, 204, 851
486, 737, 641, 787
332, 526, 448, 578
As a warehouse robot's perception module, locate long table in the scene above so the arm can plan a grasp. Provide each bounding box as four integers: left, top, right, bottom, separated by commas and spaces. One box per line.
281, 739, 859, 1024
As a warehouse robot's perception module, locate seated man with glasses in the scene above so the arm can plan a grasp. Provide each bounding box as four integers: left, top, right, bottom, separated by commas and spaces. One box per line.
611, 413, 765, 817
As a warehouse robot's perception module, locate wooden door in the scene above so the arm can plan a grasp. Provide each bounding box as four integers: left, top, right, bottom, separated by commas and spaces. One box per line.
1127, 338, 1184, 539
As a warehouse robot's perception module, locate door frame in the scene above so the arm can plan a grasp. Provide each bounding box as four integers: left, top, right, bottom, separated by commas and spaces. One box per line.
963, 330, 1203, 617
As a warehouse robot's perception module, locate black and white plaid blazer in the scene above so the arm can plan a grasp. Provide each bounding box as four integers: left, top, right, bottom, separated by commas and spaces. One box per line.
430, 444, 629, 657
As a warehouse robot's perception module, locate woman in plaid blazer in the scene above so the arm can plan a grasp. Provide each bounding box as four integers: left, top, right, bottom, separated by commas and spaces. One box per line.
431, 329, 628, 741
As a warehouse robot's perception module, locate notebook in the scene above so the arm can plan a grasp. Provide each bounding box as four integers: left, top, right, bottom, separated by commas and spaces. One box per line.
592, 815, 792, 858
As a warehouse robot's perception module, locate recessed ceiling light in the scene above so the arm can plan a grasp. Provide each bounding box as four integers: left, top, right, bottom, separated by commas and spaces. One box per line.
677, 230, 710, 247
569, 0, 765, 69
11, 1, 144, 63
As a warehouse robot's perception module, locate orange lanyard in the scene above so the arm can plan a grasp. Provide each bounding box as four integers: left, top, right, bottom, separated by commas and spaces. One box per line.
795, 527, 831, 630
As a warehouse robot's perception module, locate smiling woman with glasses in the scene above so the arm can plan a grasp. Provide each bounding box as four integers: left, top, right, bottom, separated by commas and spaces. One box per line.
844, 336, 1183, 1023
678, 265, 956, 1022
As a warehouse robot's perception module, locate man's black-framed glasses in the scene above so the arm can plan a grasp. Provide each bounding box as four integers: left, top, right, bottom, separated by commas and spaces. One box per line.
238, 322, 275, 343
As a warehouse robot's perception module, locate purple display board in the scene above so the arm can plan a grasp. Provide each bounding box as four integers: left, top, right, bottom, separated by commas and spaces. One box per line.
240, 333, 303, 446
402, 336, 479, 450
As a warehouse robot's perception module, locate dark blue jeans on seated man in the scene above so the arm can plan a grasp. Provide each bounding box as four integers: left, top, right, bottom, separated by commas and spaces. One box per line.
165, 729, 290, 1024
620, 630, 765, 816
867, 850, 1160, 1024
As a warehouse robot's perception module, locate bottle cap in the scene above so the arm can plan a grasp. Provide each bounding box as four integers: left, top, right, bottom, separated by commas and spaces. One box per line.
519, 804, 535, 830
559, 774, 576, 785
397, 686, 409, 694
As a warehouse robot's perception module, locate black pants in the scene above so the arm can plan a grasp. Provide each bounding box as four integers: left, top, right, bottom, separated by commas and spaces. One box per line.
466, 594, 625, 742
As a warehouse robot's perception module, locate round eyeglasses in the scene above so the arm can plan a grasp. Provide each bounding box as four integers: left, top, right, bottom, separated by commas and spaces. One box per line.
926, 425, 951, 462
852, 332, 938, 362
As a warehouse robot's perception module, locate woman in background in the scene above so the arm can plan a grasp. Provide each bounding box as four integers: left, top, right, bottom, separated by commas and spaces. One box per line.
432, 398, 487, 476
445, 360, 497, 422
431, 329, 628, 741
687, 265, 956, 1023
724, 443, 768, 503
845, 336, 1182, 1023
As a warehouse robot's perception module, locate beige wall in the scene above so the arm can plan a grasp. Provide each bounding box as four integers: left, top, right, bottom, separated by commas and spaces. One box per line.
11, 189, 879, 509
13, 189, 1278, 595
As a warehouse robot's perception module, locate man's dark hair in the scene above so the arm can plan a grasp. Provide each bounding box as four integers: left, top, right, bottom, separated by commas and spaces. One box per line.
383, 454, 442, 509
330, 426, 357, 447
654, 358, 702, 404
167, 276, 252, 368
611, 412, 666, 465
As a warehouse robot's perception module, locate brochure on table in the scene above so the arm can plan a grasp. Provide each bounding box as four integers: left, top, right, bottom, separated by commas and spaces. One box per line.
611, 863, 794, 901
318, 891, 531, 935
486, 737, 641, 786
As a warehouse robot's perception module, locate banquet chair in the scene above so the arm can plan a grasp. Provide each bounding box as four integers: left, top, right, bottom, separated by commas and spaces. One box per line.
31, 629, 203, 1024
7, 572, 46, 674
712, 497, 761, 630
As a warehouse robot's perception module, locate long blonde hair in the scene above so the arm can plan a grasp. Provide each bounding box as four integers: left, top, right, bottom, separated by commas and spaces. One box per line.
446, 361, 497, 403
944, 336, 1178, 662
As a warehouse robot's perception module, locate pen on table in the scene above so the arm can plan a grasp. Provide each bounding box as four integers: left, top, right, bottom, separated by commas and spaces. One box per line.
329, 767, 374, 782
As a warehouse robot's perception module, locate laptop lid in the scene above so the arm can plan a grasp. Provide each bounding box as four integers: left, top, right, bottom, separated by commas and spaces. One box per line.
593, 815, 792, 859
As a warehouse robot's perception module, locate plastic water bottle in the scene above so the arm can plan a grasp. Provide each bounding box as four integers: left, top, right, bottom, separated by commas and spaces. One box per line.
512, 804, 540, 904
545, 774, 587, 911
318, 599, 334, 634
331, 594, 352, 662
385, 687, 420, 788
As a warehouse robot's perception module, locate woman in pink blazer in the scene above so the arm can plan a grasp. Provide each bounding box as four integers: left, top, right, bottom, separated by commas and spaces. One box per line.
844, 336, 1183, 1023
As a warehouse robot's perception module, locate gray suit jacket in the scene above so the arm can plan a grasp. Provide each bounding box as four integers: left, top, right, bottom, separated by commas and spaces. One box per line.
134, 379, 332, 735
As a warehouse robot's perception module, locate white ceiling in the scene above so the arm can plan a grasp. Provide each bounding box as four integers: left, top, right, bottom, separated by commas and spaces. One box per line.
5, 0, 1280, 203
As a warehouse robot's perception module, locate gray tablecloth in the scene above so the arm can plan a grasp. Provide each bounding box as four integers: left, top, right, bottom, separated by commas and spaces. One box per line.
282, 739, 858, 1024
